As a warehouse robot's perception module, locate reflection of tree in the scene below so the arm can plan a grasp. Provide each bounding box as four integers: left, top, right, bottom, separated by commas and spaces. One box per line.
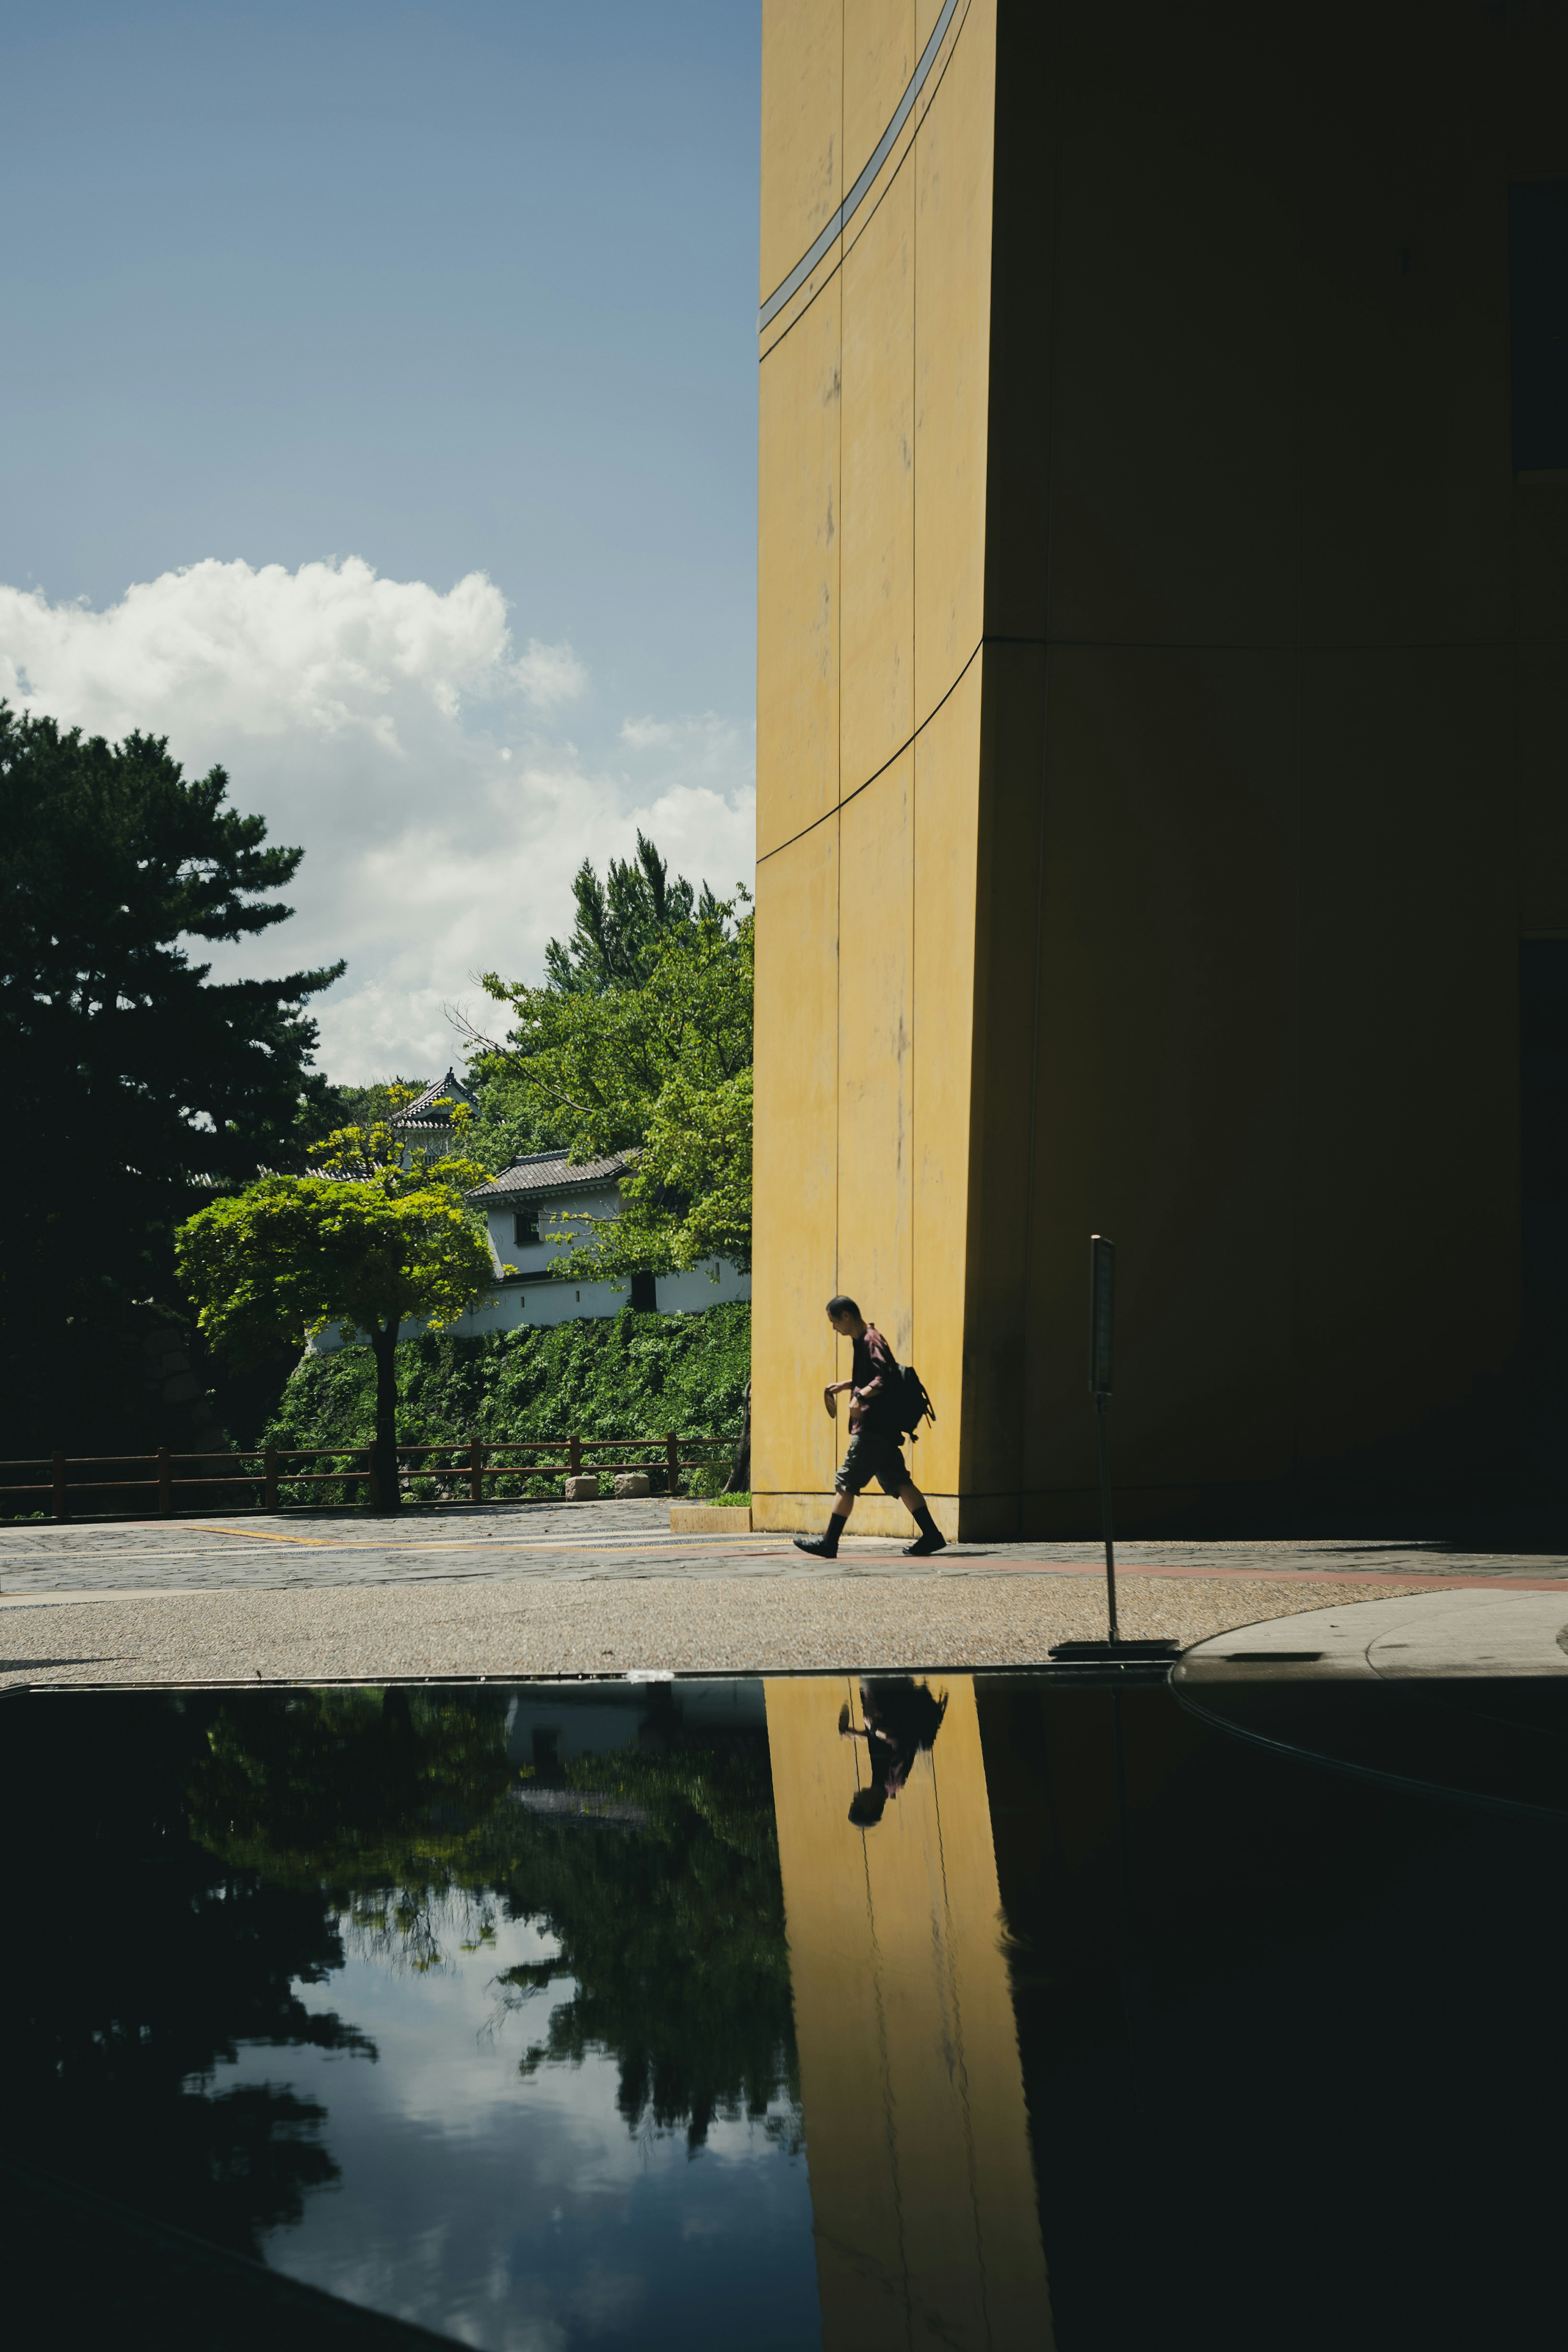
190, 1687, 800, 2151
187, 1684, 514, 1908
0, 1690, 372, 2260
497, 1734, 799, 2150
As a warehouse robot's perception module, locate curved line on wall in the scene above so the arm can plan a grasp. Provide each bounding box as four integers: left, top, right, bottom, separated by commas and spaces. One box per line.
757, 0, 963, 332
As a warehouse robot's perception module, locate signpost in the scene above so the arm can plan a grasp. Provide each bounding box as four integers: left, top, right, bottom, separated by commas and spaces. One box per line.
1089, 1234, 1118, 1641
1047, 1234, 1180, 1672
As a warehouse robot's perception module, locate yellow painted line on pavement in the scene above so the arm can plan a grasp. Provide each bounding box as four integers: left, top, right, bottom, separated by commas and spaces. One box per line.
183, 1525, 334, 1545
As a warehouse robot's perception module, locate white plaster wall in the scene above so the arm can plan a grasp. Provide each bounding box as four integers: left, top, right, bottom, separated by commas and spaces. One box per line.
305, 1177, 749, 1355
655, 1261, 753, 1313
483, 1184, 624, 1280
307, 1261, 751, 1353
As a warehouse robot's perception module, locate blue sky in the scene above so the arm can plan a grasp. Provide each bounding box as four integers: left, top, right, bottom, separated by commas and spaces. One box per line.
0, 1, 762, 1075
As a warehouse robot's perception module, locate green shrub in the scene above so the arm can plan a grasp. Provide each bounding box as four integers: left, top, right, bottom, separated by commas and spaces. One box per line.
264, 1302, 750, 1500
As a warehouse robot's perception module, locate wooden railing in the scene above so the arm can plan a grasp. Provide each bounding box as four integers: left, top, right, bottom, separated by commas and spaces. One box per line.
0, 1433, 730, 1521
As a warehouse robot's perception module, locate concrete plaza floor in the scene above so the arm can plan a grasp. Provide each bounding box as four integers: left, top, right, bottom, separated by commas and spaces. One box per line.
4, 1495, 1563, 1689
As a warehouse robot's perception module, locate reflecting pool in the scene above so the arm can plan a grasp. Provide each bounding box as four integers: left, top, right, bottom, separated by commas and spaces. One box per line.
4, 1669, 1566, 2350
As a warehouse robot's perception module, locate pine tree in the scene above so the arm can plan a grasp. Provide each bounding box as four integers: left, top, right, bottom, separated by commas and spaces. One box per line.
0, 703, 342, 1451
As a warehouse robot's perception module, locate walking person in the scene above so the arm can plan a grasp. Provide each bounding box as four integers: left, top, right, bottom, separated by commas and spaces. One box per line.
837, 1676, 950, 1828
794, 1295, 947, 1560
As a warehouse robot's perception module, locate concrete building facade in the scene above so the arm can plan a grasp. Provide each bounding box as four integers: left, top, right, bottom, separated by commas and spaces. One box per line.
751, 0, 1568, 1537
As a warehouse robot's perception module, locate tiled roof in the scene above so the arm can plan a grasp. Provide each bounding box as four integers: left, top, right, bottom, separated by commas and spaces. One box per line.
468, 1148, 631, 1205
395, 1067, 478, 1126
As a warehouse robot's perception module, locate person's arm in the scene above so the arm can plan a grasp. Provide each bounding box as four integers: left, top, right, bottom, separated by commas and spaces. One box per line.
850, 1331, 891, 1413
822, 1378, 855, 1419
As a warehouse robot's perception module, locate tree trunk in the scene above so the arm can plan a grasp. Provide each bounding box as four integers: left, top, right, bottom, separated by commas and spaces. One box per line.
723, 1378, 751, 1494
370, 1318, 401, 1512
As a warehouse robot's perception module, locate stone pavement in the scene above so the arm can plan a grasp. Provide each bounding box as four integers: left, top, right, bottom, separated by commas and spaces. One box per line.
4, 1495, 1566, 1596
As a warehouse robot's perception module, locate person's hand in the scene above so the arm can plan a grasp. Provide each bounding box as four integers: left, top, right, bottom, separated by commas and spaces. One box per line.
823, 1385, 837, 1420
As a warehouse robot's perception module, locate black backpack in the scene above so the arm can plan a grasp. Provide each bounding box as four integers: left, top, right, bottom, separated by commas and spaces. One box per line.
878, 1343, 936, 1445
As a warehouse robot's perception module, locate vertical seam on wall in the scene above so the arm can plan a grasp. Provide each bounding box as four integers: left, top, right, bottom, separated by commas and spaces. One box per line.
1506, 19, 1526, 1375
1289, 16, 1304, 1530
1017, 0, 1065, 1541
909, 0, 918, 1380
834, 4, 845, 1444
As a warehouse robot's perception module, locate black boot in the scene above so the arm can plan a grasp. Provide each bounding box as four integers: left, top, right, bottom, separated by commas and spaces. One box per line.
903, 1505, 947, 1558
795, 1512, 843, 1559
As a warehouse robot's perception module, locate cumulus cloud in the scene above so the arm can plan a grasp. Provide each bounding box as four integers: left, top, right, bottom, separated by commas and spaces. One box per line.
514, 637, 589, 709
0, 557, 753, 1077
619, 711, 749, 768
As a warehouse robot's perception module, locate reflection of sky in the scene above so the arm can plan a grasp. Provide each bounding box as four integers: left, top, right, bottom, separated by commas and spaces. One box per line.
204, 1902, 820, 2352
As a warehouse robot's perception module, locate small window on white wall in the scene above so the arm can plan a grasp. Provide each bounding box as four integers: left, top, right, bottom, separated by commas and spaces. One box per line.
514, 1209, 540, 1247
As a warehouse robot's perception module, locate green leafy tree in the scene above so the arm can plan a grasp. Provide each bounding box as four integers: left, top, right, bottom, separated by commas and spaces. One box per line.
0, 703, 342, 1448
472, 896, 754, 1278
176, 1098, 499, 1507
544, 830, 724, 994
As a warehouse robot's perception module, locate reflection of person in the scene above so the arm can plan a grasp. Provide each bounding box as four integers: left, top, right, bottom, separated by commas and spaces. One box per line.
840, 1677, 949, 1828
793, 1295, 947, 1560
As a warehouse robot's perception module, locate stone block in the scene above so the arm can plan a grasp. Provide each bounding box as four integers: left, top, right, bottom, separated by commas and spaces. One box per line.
612, 1471, 650, 1499
564, 1474, 599, 1503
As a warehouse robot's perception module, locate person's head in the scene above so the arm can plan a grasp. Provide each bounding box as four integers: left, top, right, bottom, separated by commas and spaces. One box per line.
848, 1783, 888, 1830
826, 1294, 865, 1338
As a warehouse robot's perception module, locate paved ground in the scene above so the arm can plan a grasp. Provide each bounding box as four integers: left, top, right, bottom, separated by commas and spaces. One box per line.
2, 1498, 1561, 1689
0, 1572, 1445, 1689
4, 1496, 1567, 1594
1180, 1584, 1568, 1683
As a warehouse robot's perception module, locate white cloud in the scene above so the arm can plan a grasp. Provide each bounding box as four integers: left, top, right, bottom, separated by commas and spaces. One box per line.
0, 557, 753, 1078
619, 710, 751, 774
514, 637, 589, 709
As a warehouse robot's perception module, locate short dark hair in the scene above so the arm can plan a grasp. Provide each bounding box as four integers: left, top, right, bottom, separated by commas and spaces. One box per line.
848, 1784, 887, 1828
826, 1295, 860, 1320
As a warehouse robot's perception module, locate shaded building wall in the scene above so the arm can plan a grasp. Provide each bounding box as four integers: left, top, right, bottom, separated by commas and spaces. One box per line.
753, 0, 1568, 1535
764, 1674, 1052, 2348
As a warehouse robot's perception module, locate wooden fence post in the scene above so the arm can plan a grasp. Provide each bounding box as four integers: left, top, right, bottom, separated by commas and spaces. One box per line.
469, 1433, 483, 1505
666, 1431, 679, 1497
568, 1435, 582, 1481
157, 1445, 172, 1517
52, 1452, 67, 1521
263, 1444, 278, 1513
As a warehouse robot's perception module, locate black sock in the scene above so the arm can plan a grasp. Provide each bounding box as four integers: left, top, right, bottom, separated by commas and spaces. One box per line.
818, 1513, 843, 1556
912, 1504, 941, 1543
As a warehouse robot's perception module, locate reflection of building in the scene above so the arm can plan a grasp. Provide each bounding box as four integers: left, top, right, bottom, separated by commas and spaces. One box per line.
751, 2, 1568, 1536
765, 1674, 1053, 2348
503, 1679, 765, 1777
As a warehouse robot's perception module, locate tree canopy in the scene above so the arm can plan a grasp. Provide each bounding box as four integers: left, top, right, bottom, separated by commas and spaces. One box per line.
176, 1094, 497, 1505
472, 892, 753, 1278
544, 830, 726, 994
0, 702, 341, 1447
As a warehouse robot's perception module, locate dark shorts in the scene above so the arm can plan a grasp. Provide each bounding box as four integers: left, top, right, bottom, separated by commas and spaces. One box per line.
835, 1428, 908, 1498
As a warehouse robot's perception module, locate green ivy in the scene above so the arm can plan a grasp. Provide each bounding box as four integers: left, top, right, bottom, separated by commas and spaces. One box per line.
263, 1300, 750, 1499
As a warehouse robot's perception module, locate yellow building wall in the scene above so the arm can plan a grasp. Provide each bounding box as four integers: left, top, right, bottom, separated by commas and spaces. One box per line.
755, 0, 994, 1538
764, 1674, 1053, 2348
755, 0, 1568, 1537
